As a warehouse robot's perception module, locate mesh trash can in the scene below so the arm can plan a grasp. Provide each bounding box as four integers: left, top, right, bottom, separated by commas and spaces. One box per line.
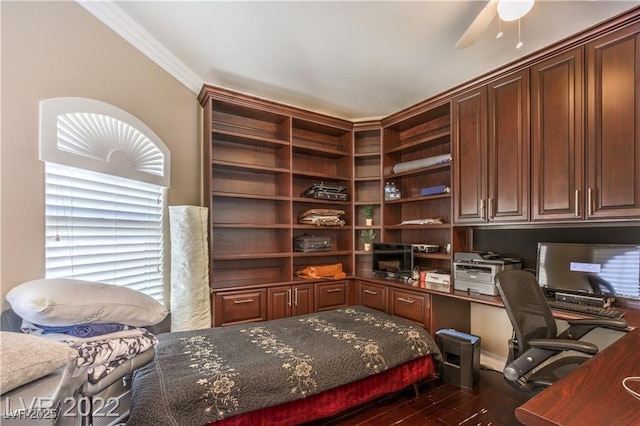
435, 329, 481, 389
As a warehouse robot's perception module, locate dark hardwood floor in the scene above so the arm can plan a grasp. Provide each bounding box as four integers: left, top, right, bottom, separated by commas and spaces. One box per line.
306, 367, 531, 426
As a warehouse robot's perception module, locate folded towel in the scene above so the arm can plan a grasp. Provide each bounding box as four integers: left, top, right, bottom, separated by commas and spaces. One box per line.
37, 323, 126, 338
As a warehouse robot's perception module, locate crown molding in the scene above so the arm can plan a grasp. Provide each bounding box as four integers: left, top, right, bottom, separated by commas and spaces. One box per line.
77, 0, 203, 94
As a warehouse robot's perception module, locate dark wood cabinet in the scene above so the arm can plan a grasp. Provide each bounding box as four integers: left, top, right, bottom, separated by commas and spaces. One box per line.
213, 289, 268, 326
268, 283, 314, 320
389, 287, 431, 330
204, 10, 640, 328
531, 47, 585, 221
532, 22, 640, 222
487, 70, 530, 222
586, 22, 640, 219
453, 69, 530, 224
315, 280, 349, 311
354, 280, 388, 312
453, 87, 487, 223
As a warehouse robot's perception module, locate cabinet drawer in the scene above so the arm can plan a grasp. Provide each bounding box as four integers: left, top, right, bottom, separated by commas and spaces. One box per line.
315, 281, 348, 311
389, 288, 430, 329
358, 281, 387, 312
214, 289, 267, 326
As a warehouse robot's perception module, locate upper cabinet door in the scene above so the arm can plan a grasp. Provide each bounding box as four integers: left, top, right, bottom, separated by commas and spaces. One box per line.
531, 47, 585, 221
453, 87, 488, 224
586, 23, 640, 220
453, 69, 530, 225
487, 69, 530, 223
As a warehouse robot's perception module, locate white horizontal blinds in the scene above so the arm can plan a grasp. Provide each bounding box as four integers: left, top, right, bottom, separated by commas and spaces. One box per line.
45, 163, 166, 303
594, 249, 640, 299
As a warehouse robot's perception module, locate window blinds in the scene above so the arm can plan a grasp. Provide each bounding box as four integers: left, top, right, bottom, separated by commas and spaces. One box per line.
45, 163, 166, 303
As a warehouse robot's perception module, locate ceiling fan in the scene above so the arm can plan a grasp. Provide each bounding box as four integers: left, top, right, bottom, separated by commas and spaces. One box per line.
456, 0, 535, 49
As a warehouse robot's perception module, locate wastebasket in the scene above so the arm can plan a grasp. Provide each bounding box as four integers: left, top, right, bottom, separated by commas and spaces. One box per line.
435, 329, 481, 389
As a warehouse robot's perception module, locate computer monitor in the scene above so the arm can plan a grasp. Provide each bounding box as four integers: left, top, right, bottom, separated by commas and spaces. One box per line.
372, 243, 414, 277
536, 242, 640, 300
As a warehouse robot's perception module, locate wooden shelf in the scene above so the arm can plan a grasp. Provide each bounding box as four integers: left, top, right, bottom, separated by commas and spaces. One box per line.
292, 169, 350, 181
211, 252, 291, 261
211, 191, 290, 201
212, 223, 291, 229
384, 223, 451, 230
384, 193, 451, 204
212, 159, 290, 175
292, 144, 350, 158
293, 250, 353, 257
384, 129, 451, 155
292, 196, 351, 205
212, 128, 290, 148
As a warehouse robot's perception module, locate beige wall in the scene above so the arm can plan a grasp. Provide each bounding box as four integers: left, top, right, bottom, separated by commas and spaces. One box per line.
0, 1, 202, 302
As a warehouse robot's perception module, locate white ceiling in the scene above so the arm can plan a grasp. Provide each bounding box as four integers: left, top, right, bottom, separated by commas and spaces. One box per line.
100, 1, 639, 120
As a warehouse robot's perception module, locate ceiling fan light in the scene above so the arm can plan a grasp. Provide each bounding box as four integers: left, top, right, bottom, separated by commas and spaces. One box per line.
497, 0, 534, 22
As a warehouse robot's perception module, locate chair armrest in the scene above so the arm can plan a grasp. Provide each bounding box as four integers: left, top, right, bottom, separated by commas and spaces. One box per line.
528, 338, 598, 355
567, 318, 628, 331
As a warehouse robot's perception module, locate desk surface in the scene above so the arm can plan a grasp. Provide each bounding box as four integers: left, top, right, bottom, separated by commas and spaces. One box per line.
356, 274, 640, 328
516, 328, 640, 426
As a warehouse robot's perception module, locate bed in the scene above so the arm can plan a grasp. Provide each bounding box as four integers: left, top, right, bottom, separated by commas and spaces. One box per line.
128, 305, 442, 426
2, 278, 171, 426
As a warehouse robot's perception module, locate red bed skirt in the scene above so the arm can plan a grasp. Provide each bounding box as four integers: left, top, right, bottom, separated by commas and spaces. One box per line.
208, 355, 436, 426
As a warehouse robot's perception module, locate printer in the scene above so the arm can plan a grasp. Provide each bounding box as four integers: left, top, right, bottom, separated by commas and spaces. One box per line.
453, 252, 522, 296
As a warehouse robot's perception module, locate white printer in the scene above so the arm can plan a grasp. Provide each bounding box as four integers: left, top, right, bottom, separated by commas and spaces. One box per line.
453, 252, 522, 296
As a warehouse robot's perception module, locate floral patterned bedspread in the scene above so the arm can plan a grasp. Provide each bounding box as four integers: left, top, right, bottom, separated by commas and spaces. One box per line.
128, 306, 442, 426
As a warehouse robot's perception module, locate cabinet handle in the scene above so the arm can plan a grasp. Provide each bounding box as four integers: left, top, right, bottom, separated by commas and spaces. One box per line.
488, 198, 493, 220
479, 199, 485, 220
233, 299, 253, 304
326, 288, 343, 293
294, 288, 298, 306
397, 297, 415, 304
588, 188, 594, 216
575, 189, 580, 217
288, 289, 292, 307
363, 289, 378, 295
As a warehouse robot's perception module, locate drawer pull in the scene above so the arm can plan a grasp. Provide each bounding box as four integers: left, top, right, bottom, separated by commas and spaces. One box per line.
397, 297, 415, 304
326, 288, 343, 293
363, 289, 378, 295
233, 299, 254, 304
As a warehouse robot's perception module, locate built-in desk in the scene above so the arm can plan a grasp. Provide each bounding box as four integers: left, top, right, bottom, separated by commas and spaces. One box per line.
354, 274, 640, 330
515, 328, 640, 425
355, 275, 640, 425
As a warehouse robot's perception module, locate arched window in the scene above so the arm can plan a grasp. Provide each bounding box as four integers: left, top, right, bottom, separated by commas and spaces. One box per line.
39, 98, 171, 303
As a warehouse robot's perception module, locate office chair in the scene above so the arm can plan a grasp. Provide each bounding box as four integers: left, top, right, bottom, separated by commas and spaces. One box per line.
495, 269, 628, 395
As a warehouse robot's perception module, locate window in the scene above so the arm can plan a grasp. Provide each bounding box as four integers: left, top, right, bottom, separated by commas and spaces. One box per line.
40, 98, 170, 304
45, 164, 166, 302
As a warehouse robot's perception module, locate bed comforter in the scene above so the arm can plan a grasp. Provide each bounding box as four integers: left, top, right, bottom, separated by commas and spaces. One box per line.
128, 306, 441, 426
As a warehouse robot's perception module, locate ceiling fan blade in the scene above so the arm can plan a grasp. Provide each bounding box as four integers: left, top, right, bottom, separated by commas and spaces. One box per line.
456, 0, 499, 49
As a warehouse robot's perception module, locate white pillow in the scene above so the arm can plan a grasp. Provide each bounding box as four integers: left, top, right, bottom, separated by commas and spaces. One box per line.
0, 331, 77, 394
6, 279, 168, 327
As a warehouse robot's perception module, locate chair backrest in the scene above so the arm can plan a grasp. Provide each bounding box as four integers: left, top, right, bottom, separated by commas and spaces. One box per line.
495, 270, 558, 356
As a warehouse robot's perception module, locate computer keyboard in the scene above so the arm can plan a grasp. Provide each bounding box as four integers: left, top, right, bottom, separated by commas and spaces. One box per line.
547, 300, 625, 319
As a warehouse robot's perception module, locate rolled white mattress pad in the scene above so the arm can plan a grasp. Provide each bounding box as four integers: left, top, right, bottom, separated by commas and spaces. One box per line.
392, 153, 452, 174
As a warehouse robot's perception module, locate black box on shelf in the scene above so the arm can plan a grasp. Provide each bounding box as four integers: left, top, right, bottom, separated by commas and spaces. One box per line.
435, 329, 481, 389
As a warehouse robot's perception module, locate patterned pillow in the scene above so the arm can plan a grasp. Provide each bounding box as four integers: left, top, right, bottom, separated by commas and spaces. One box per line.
0, 331, 77, 394
6, 279, 168, 327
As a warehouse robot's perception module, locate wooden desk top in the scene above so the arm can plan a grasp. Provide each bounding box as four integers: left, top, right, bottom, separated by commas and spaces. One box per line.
516, 328, 640, 425
356, 274, 640, 328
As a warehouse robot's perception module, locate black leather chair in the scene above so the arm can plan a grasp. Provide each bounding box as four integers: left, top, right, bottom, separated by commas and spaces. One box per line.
495, 269, 628, 395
